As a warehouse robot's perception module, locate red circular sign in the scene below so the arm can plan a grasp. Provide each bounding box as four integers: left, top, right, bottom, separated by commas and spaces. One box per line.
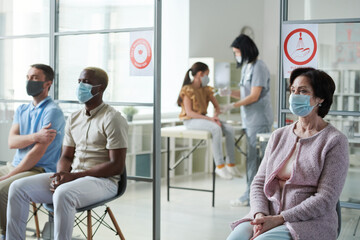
130, 38, 152, 69
284, 28, 317, 65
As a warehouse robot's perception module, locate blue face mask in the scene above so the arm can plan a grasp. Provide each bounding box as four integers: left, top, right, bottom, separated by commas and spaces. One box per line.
289, 94, 316, 117
76, 82, 101, 103
201, 75, 209, 87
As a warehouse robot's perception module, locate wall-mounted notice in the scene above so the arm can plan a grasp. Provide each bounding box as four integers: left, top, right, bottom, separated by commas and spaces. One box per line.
282, 24, 318, 78
130, 31, 153, 76
336, 23, 360, 64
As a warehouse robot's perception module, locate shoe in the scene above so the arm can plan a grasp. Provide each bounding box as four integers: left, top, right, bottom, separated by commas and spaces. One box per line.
230, 193, 249, 207
215, 167, 233, 180
230, 198, 249, 207
226, 165, 242, 177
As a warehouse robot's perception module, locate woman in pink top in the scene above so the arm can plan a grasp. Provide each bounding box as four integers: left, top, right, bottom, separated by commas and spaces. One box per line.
227, 68, 349, 240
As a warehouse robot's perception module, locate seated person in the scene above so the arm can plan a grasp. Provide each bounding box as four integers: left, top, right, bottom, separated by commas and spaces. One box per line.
177, 62, 241, 180
227, 68, 349, 240
6, 67, 128, 240
0, 64, 65, 239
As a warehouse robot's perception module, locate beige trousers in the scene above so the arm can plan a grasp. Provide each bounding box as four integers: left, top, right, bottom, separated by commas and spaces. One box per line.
0, 161, 44, 235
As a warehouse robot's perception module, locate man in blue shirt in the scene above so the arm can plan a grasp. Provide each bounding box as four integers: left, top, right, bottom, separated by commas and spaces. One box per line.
0, 64, 65, 239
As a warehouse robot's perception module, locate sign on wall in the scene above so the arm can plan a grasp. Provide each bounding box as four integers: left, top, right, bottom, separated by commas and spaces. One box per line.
282, 24, 318, 78
336, 23, 360, 64
129, 31, 154, 76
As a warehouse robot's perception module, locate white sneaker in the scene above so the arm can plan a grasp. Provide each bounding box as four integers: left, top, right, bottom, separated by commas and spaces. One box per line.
226, 165, 242, 177
230, 198, 249, 207
215, 167, 233, 180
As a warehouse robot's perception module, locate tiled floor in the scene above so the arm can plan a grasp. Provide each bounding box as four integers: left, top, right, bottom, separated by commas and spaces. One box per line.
26, 171, 360, 239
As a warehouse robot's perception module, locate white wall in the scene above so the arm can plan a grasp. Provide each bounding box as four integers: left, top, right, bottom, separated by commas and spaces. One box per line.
161, 0, 189, 116
189, 0, 265, 62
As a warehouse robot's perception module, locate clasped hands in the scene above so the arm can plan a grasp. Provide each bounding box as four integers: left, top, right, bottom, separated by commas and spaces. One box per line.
49, 172, 76, 192
250, 213, 285, 240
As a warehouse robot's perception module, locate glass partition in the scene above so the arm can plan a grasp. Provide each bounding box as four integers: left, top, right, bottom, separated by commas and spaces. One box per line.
288, 0, 360, 21
58, 0, 154, 32
0, 0, 49, 36
0, 38, 49, 100
281, 0, 360, 218
0, 0, 160, 238
57, 33, 154, 104
282, 23, 360, 113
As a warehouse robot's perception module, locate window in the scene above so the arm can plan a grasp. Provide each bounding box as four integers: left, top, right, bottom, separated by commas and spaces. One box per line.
0, 0, 49, 36
288, 0, 360, 21
58, 0, 153, 32
0, 38, 49, 100
57, 33, 154, 103
0, 1, 161, 238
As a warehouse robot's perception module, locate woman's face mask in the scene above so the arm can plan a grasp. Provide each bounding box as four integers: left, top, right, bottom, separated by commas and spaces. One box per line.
201, 75, 210, 87
235, 56, 242, 64
289, 94, 316, 117
76, 82, 101, 103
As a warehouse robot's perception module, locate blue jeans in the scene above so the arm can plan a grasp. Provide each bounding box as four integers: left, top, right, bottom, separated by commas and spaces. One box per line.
184, 119, 235, 166
244, 125, 272, 199
227, 221, 292, 240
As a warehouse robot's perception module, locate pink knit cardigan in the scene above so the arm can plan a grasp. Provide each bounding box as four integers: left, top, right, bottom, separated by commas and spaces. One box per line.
231, 122, 349, 240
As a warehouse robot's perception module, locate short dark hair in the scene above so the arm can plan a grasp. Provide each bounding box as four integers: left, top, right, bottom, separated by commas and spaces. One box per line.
31, 64, 54, 81
231, 34, 259, 67
289, 67, 335, 118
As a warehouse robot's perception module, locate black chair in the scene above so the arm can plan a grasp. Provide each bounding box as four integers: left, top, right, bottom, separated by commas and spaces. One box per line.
336, 200, 341, 237
34, 168, 127, 240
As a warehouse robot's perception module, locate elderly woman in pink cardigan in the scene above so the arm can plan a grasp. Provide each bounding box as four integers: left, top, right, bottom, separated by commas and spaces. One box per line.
227, 67, 349, 240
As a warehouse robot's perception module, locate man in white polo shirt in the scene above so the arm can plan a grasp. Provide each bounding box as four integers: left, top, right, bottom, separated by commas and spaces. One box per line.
6, 67, 128, 240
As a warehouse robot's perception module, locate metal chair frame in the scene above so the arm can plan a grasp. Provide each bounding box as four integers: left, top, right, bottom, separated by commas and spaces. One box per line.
32, 168, 127, 240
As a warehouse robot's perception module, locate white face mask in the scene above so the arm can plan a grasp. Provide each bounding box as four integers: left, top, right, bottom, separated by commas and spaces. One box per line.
235, 56, 242, 63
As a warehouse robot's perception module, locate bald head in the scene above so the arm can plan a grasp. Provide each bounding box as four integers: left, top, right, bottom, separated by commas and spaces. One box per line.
83, 67, 108, 89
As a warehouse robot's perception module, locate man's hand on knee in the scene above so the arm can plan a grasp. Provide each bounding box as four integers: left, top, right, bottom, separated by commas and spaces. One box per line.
50, 171, 76, 192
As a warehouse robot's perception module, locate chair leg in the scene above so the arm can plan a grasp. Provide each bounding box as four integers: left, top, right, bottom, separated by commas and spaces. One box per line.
106, 207, 125, 240
31, 202, 41, 238
87, 210, 92, 240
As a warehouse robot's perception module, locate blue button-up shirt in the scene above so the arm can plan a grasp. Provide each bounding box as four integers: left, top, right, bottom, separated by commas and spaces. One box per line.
12, 96, 65, 172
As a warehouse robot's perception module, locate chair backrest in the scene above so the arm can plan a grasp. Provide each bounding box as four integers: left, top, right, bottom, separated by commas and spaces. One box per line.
117, 167, 127, 196
336, 200, 341, 237
76, 167, 127, 212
